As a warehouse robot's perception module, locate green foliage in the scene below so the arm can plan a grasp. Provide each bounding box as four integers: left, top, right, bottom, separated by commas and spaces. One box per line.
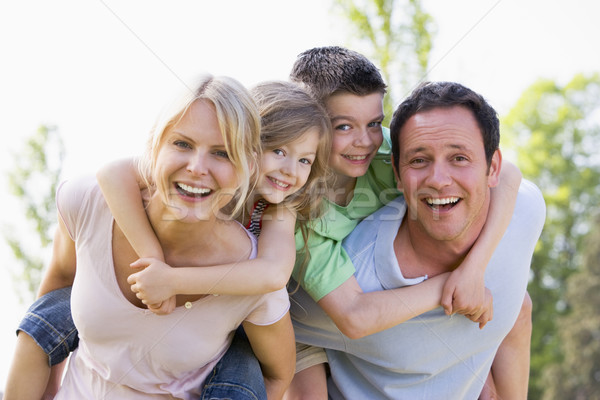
541, 212, 600, 399
332, 0, 434, 125
501, 73, 600, 399
3, 125, 64, 302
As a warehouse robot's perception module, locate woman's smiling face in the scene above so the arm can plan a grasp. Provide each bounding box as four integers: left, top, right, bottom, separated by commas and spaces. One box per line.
154, 99, 239, 223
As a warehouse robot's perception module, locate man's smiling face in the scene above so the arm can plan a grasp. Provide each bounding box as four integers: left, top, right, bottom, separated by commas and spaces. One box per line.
395, 105, 501, 245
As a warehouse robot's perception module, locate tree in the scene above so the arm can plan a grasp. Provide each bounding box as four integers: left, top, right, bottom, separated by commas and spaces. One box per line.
540, 212, 600, 399
4, 125, 65, 302
332, 0, 434, 125
501, 73, 600, 399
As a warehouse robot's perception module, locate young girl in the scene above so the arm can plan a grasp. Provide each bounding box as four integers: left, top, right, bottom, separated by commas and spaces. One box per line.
5, 74, 296, 399
3, 79, 332, 400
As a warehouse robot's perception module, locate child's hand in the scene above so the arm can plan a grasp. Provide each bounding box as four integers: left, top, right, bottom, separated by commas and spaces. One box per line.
441, 266, 493, 323
465, 288, 493, 329
128, 258, 176, 313
147, 296, 176, 315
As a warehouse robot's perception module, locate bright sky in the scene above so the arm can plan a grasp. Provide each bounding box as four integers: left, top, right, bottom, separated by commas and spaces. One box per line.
1, 0, 599, 390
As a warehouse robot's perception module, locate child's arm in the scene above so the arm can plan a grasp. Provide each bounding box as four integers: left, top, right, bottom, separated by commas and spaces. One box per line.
440, 160, 522, 325
318, 272, 452, 339
98, 158, 175, 313
96, 157, 164, 261
127, 205, 297, 306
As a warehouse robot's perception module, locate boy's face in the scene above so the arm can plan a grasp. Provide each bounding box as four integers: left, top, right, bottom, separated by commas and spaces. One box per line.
325, 92, 384, 179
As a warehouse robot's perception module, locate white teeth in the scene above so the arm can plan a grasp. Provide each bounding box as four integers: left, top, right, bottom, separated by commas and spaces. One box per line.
177, 183, 210, 194
344, 154, 367, 161
269, 177, 290, 188
426, 197, 459, 205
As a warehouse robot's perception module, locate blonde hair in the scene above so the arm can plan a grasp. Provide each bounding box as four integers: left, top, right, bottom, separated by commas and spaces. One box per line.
251, 80, 331, 221
139, 74, 261, 217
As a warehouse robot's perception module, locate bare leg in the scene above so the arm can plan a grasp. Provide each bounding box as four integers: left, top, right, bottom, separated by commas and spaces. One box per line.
42, 360, 68, 400
489, 292, 532, 400
284, 364, 328, 400
4, 332, 52, 400
479, 370, 498, 400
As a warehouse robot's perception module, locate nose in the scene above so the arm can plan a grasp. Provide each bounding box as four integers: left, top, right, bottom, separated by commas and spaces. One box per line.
352, 127, 375, 148
424, 161, 452, 190
281, 157, 297, 177
186, 152, 208, 176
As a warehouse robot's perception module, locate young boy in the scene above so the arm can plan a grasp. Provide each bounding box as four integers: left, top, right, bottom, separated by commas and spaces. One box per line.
285, 46, 530, 400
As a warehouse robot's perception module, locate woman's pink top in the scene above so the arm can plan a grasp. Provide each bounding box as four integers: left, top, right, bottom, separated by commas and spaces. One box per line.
54, 176, 290, 400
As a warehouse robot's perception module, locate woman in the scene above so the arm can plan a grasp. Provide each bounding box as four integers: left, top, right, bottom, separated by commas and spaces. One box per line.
11, 75, 295, 400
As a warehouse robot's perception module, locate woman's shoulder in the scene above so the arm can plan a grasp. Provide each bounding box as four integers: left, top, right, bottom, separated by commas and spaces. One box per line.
221, 220, 258, 261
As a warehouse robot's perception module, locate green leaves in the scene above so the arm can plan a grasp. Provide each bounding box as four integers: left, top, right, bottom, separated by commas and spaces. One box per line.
502, 73, 600, 398
3, 125, 64, 302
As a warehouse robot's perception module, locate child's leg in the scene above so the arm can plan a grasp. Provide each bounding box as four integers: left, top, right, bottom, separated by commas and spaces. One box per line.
488, 292, 532, 400
284, 364, 327, 400
283, 343, 328, 400
4, 332, 52, 399
3, 286, 78, 400
201, 326, 267, 400
478, 370, 498, 400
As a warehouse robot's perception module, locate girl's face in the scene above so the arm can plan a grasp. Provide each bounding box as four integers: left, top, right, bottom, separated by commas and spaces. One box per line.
257, 128, 320, 205
155, 99, 239, 223
326, 92, 385, 179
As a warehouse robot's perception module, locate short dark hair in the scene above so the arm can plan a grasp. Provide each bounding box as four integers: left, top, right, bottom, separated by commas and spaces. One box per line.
390, 81, 499, 169
289, 46, 387, 104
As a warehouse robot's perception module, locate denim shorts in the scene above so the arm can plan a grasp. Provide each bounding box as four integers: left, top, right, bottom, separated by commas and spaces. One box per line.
17, 286, 78, 366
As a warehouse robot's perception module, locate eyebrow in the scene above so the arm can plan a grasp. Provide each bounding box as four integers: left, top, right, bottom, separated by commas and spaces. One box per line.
170, 130, 192, 141
404, 143, 467, 156
330, 114, 385, 123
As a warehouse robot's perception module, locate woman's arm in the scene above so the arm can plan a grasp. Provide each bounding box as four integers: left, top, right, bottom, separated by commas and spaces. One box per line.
440, 160, 522, 322
243, 313, 296, 400
128, 206, 297, 306
38, 217, 77, 296
96, 157, 164, 261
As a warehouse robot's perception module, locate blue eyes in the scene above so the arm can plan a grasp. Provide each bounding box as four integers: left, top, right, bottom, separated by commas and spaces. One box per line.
272, 148, 312, 165
172, 140, 228, 159
214, 150, 229, 159
174, 140, 192, 149
334, 121, 383, 131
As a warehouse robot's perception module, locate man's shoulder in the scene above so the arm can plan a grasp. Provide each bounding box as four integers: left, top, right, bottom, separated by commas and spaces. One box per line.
514, 179, 546, 233
343, 196, 406, 249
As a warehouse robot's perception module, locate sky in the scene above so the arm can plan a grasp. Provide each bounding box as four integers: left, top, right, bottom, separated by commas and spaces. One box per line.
1, 0, 599, 390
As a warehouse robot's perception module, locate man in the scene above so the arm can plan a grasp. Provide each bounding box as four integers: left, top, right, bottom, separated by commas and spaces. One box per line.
290, 81, 545, 399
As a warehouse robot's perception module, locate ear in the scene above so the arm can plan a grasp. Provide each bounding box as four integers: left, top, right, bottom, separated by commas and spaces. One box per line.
487, 149, 502, 188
